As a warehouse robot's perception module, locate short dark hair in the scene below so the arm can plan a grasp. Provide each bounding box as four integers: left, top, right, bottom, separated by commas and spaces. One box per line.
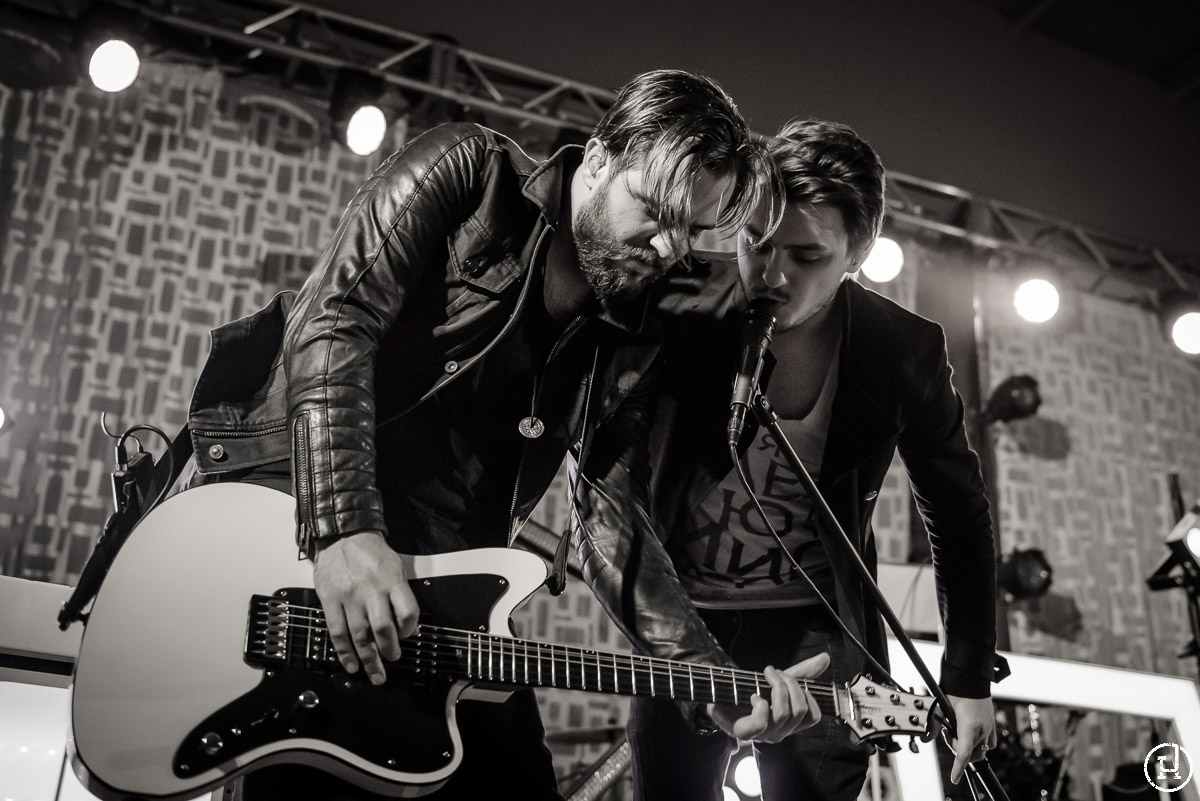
768, 119, 885, 264
593, 69, 775, 255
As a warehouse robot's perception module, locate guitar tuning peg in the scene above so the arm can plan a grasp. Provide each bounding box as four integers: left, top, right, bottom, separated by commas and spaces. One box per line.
881, 739, 902, 753
909, 737, 920, 753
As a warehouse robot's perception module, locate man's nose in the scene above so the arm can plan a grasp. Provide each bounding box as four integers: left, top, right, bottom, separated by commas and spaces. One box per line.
761, 252, 788, 289
649, 232, 680, 263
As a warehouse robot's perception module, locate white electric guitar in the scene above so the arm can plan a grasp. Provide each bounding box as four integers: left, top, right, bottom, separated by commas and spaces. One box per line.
68, 483, 932, 800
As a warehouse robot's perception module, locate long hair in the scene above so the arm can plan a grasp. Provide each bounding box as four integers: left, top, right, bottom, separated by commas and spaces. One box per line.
593, 70, 780, 256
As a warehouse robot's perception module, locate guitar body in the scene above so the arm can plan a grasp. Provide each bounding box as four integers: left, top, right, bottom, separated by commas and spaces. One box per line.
68, 483, 548, 801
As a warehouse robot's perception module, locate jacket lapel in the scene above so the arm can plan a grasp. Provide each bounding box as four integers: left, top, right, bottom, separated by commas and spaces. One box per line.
820, 282, 904, 488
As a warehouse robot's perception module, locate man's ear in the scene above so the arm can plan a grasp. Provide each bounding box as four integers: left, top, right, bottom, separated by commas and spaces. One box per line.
581, 138, 609, 188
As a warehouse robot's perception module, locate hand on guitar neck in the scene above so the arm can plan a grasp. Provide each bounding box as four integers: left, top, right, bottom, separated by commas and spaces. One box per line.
707, 652, 830, 742
312, 530, 421, 686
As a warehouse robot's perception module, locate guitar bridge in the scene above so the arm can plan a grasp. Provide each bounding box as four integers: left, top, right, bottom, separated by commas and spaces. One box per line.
245, 590, 338, 671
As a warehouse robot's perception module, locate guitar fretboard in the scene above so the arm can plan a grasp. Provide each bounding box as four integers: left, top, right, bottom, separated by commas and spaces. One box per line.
247, 597, 845, 714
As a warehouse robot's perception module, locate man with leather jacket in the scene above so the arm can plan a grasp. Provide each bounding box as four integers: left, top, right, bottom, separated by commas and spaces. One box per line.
187, 70, 827, 799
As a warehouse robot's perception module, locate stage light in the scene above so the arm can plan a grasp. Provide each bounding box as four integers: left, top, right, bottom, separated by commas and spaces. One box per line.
982, 374, 1041, 423
1158, 290, 1200, 356
87, 38, 139, 92
1014, 278, 1060, 323
732, 754, 761, 797
860, 236, 904, 283
331, 71, 390, 157
998, 548, 1054, 600
74, 5, 146, 94
345, 104, 387, 156
1186, 526, 1200, 561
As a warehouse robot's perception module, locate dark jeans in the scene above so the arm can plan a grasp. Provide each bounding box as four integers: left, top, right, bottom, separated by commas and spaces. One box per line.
628, 605, 870, 801
186, 463, 563, 801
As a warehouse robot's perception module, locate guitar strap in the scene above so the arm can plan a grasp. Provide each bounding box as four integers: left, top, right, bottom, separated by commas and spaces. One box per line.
58, 423, 195, 631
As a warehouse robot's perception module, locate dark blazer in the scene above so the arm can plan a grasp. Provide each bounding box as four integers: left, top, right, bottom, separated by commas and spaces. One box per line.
645, 257, 998, 697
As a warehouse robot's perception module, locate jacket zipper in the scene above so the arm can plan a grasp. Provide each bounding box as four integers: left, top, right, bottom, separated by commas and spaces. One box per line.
508, 314, 584, 545
190, 424, 287, 438
292, 412, 317, 558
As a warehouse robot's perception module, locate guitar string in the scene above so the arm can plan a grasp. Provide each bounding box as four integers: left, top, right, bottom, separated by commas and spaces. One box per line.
261, 643, 843, 711
251, 607, 845, 701
252, 609, 926, 727
259, 609, 829, 692
258, 609, 837, 697
249, 624, 934, 722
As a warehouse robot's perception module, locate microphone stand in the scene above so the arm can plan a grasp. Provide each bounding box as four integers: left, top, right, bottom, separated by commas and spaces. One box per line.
750, 389, 1011, 801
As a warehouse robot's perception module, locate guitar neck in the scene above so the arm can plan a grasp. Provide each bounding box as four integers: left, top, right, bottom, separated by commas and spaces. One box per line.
412, 625, 845, 715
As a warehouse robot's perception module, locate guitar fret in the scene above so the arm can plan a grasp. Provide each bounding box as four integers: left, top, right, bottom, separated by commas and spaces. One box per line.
733, 672, 738, 706
536, 642, 542, 685
668, 664, 675, 698
511, 639, 516, 683
688, 663, 695, 700
649, 658, 655, 696
612, 654, 620, 695
552, 645, 557, 687
596, 652, 602, 692
524, 641, 529, 685
488, 636, 494, 681
709, 667, 715, 702
580, 650, 586, 691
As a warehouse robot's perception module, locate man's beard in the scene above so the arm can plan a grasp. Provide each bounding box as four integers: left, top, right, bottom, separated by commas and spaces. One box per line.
573, 190, 664, 302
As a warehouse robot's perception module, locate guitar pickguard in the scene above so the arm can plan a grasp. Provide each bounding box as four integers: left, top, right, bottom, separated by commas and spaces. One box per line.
173, 573, 509, 780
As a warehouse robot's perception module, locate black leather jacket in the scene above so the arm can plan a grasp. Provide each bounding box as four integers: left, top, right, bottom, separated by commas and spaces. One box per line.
579, 259, 999, 698
187, 122, 730, 667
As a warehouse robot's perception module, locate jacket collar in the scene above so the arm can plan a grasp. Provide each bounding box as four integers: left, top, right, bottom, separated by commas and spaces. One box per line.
523, 143, 652, 335
522, 143, 579, 228
820, 280, 905, 485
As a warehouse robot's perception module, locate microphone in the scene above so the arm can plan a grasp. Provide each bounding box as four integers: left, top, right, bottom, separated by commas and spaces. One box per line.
727, 298, 779, 447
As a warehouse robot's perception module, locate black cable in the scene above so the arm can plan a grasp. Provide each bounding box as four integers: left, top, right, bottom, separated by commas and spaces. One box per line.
115, 423, 175, 516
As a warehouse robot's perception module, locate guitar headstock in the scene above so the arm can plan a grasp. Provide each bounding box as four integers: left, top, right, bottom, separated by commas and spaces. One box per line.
841, 674, 933, 744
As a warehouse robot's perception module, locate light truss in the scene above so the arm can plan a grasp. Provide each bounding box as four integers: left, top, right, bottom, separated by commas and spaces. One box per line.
110, 0, 617, 132
9, 0, 1200, 298
883, 170, 1200, 300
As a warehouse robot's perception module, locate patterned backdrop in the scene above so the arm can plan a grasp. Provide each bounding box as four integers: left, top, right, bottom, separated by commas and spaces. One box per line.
1, 63, 1196, 798
978, 268, 1199, 798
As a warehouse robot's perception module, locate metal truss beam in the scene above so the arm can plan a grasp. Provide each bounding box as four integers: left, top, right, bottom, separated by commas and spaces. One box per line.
14, 0, 1200, 300
883, 170, 1199, 300
108, 0, 616, 132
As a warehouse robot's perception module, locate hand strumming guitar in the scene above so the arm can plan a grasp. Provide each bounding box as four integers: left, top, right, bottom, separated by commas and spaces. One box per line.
312, 531, 420, 686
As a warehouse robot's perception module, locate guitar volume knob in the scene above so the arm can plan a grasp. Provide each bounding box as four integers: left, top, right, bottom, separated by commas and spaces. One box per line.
298, 690, 320, 709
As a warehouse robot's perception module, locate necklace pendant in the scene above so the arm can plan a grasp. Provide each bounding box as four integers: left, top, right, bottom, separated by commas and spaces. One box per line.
518, 416, 545, 439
